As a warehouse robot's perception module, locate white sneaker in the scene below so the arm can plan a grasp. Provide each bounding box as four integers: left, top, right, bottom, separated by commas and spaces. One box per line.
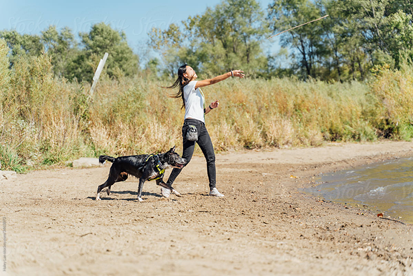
209, 188, 224, 197
161, 187, 181, 198
161, 187, 171, 198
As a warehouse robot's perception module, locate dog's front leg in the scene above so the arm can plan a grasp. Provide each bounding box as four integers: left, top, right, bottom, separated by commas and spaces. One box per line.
156, 179, 181, 197
137, 178, 145, 202
156, 179, 172, 190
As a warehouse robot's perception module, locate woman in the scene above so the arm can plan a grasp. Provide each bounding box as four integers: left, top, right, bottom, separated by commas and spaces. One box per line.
163, 64, 244, 198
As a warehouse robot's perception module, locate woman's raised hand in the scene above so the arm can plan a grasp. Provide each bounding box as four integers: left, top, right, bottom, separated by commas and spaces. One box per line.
233, 70, 245, 78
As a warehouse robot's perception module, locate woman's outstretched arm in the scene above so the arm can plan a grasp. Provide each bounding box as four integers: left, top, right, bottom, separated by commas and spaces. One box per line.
195, 70, 244, 89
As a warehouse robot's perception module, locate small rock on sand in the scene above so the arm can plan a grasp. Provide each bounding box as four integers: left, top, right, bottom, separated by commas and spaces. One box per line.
72, 158, 101, 168
0, 171, 17, 181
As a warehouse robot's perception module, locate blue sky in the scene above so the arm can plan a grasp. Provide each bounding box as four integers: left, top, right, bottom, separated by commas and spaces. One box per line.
0, 0, 280, 62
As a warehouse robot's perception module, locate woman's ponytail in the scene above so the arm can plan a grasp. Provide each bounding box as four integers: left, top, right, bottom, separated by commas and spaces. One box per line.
165, 64, 189, 109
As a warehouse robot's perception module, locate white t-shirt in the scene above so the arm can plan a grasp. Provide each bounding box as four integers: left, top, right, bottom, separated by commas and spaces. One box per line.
184, 81, 205, 123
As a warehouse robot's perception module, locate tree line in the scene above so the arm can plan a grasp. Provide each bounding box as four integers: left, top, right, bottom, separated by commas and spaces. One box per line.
0, 23, 139, 82
1, 0, 412, 82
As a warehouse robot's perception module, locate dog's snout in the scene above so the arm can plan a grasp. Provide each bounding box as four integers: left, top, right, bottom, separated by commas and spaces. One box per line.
181, 158, 187, 164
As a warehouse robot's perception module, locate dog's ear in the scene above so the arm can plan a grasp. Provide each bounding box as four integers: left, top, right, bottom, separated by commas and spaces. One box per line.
170, 146, 176, 153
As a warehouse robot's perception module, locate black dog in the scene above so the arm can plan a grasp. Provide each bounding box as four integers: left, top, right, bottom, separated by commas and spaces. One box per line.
96, 146, 186, 201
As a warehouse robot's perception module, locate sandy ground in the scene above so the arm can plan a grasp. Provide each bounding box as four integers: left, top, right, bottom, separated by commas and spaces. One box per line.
1, 141, 413, 276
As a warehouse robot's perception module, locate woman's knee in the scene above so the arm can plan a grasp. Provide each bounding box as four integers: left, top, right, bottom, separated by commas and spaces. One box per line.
206, 154, 215, 164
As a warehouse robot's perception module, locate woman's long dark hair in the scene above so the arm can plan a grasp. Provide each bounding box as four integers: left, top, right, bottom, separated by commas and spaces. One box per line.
166, 64, 191, 109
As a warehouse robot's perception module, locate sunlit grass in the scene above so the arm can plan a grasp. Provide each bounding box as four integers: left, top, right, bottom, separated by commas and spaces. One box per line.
0, 45, 411, 171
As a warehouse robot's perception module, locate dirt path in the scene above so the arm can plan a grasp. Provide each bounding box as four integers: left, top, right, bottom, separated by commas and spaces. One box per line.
1, 141, 413, 275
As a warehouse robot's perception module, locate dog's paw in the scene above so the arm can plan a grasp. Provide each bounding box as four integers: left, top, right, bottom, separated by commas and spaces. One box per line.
95, 195, 101, 201
137, 197, 143, 202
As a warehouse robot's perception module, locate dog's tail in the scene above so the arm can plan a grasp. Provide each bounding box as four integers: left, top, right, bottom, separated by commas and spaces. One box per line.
99, 155, 115, 164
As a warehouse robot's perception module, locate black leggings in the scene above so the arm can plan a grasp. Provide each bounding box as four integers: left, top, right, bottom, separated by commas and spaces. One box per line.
166, 119, 216, 189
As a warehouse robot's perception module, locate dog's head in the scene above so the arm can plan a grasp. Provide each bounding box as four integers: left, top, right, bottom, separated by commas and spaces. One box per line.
162, 146, 187, 169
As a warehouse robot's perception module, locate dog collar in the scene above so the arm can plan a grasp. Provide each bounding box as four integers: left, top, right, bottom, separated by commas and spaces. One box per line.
145, 154, 165, 181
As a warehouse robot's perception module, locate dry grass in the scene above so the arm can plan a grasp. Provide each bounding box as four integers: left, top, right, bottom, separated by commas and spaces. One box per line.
0, 45, 411, 171
369, 64, 413, 139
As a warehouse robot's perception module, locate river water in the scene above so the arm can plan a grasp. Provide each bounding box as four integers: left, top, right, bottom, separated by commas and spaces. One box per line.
303, 157, 413, 224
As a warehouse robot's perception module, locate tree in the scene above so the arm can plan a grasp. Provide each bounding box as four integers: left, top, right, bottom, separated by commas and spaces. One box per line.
0, 30, 43, 67
386, 10, 413, 67
41, 26, 78, 78
267, 0, 326, 80
319, 0, 368, 81
68, 23, 139, 82
148, 23, 185, 76
266, 0, 413, 81
149, 0, 269, 77
342, 0, 392, 66
144, 57, 161, 78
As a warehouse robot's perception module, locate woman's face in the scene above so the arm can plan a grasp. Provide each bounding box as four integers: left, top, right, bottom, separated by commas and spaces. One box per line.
183, 66, 197, 80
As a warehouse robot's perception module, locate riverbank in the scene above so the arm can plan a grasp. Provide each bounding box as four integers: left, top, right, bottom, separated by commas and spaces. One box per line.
2, 141, 413, 275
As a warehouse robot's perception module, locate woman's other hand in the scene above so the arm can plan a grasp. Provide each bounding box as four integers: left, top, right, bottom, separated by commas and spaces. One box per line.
210, 100, 219, 109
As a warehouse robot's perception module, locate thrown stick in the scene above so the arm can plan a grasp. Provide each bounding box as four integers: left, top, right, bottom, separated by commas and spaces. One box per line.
268, 15, 329, 39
